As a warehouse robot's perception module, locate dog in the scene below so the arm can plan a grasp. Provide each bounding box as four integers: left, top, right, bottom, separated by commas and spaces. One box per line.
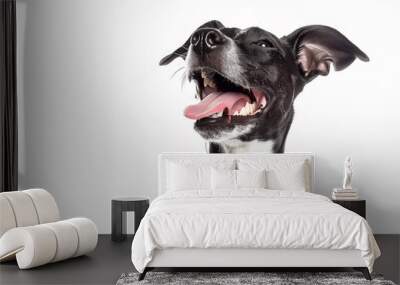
160, 20, 368, 153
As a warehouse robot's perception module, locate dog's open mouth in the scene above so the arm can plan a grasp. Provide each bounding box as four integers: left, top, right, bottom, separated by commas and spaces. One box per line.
184, 69, 268, 122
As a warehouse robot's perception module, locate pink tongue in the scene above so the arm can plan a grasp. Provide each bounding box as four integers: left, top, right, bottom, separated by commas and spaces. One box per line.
184, 92, 250, 120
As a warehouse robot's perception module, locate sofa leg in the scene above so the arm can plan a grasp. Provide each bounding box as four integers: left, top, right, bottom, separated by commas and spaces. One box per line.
138, 268, 147, 281
354, 267, 371, 280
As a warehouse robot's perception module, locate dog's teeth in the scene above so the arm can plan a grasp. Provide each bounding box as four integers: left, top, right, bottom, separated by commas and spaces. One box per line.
246, 102, 255, 115
250, 103, 256, 114
201, 70, 216, 88
236, 102, 256, 116
244, 103, 251, 115
203, 77, 216, 88
233, 102, 261, 117
210, 111, 223, 118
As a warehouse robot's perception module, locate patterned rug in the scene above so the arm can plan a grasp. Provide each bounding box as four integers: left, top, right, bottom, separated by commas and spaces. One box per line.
116, 271, 396, 285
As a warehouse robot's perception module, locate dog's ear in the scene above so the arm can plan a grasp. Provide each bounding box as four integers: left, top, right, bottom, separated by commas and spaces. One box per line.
283, 25, 369, 82
159, 20, 225, 66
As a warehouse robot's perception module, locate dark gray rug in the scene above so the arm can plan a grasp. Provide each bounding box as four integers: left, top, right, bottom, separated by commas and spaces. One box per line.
116, 272, 396, 285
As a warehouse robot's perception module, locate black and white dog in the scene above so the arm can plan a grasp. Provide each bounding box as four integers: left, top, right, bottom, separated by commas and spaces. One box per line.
160, 20, 368, 153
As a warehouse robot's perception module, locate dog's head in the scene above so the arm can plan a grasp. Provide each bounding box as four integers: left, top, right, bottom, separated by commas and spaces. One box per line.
160, 21, 368, 144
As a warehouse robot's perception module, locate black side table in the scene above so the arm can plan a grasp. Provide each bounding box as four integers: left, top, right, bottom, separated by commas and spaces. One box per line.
111, 197, 149, 242
333, 199, 366, 219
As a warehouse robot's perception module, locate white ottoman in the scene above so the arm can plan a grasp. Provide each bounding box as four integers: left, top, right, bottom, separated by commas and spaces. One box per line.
0, 189, 98, 269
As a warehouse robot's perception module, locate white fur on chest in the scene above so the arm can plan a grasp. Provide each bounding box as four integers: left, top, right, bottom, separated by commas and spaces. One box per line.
221, 139, 275, 153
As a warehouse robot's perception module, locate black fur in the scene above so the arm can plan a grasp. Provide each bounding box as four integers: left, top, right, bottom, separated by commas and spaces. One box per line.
160, 21, 368, 153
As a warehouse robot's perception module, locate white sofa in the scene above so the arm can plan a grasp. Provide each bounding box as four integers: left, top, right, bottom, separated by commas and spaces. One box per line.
0, 189, 98, 269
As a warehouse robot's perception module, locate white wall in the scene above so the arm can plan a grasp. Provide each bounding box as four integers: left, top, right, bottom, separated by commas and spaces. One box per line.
17, 0, 400, 233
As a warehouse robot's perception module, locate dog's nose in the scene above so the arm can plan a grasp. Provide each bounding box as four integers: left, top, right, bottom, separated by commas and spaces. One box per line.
190, 28, 226, 54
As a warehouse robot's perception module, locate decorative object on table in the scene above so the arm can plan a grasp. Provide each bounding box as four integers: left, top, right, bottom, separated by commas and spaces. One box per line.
333, 200, 366, 219
116, 271, 393, 285
343, 156, 353, 190
0, 189, 98, 269
332, 187, 359, 200
111, 197, 149, 242
332, 156, 359, 200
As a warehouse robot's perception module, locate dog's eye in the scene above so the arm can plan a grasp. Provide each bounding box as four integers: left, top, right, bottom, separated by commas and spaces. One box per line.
254, 40, 273, 48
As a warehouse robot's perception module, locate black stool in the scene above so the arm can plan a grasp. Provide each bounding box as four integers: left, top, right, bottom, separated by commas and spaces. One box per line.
111, 197, 149, 241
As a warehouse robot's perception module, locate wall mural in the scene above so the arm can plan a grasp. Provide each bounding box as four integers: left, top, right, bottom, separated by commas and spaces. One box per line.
160, 20, 368, 153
